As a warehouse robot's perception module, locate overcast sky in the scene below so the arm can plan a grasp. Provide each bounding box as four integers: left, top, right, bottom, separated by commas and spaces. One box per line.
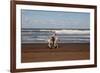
21, 9, 90, 29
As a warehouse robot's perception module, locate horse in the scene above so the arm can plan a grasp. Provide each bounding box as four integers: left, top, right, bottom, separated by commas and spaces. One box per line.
47, 36, 59, 49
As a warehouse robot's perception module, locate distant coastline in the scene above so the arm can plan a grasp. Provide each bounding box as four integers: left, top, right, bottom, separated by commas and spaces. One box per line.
21, 28, 90, 31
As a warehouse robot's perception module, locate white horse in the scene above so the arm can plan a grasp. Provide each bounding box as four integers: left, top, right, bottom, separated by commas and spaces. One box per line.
47, 35, 59, 48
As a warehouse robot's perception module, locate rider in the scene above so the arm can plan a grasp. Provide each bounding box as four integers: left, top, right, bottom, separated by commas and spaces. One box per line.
51, 33, 56, 45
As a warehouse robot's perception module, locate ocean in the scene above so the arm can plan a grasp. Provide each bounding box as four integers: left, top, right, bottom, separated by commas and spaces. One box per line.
21, 29, 90, 43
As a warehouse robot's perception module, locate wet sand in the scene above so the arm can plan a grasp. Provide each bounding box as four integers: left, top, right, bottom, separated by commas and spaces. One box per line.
21, 43, 90, 63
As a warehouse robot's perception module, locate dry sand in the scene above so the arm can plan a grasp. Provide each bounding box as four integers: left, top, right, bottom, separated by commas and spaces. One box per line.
21, 43, 90, 63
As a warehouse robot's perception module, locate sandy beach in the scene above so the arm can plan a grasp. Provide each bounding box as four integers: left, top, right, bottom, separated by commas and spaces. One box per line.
21, 43, 90, 63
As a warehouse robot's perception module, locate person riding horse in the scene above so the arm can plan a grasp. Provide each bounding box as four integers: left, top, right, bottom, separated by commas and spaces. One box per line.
48, 32, 59, 49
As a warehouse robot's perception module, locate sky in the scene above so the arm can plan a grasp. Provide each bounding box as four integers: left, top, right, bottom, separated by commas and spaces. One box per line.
21, 9, 90, 29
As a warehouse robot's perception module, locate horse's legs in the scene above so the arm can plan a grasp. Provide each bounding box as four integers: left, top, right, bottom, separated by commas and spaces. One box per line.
54, 41, 58, 48
48, 41, 53, 49
48, 41, 51, 48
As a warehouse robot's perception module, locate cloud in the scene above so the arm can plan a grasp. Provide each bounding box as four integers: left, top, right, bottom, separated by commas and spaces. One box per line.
21, 9, 90, 29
